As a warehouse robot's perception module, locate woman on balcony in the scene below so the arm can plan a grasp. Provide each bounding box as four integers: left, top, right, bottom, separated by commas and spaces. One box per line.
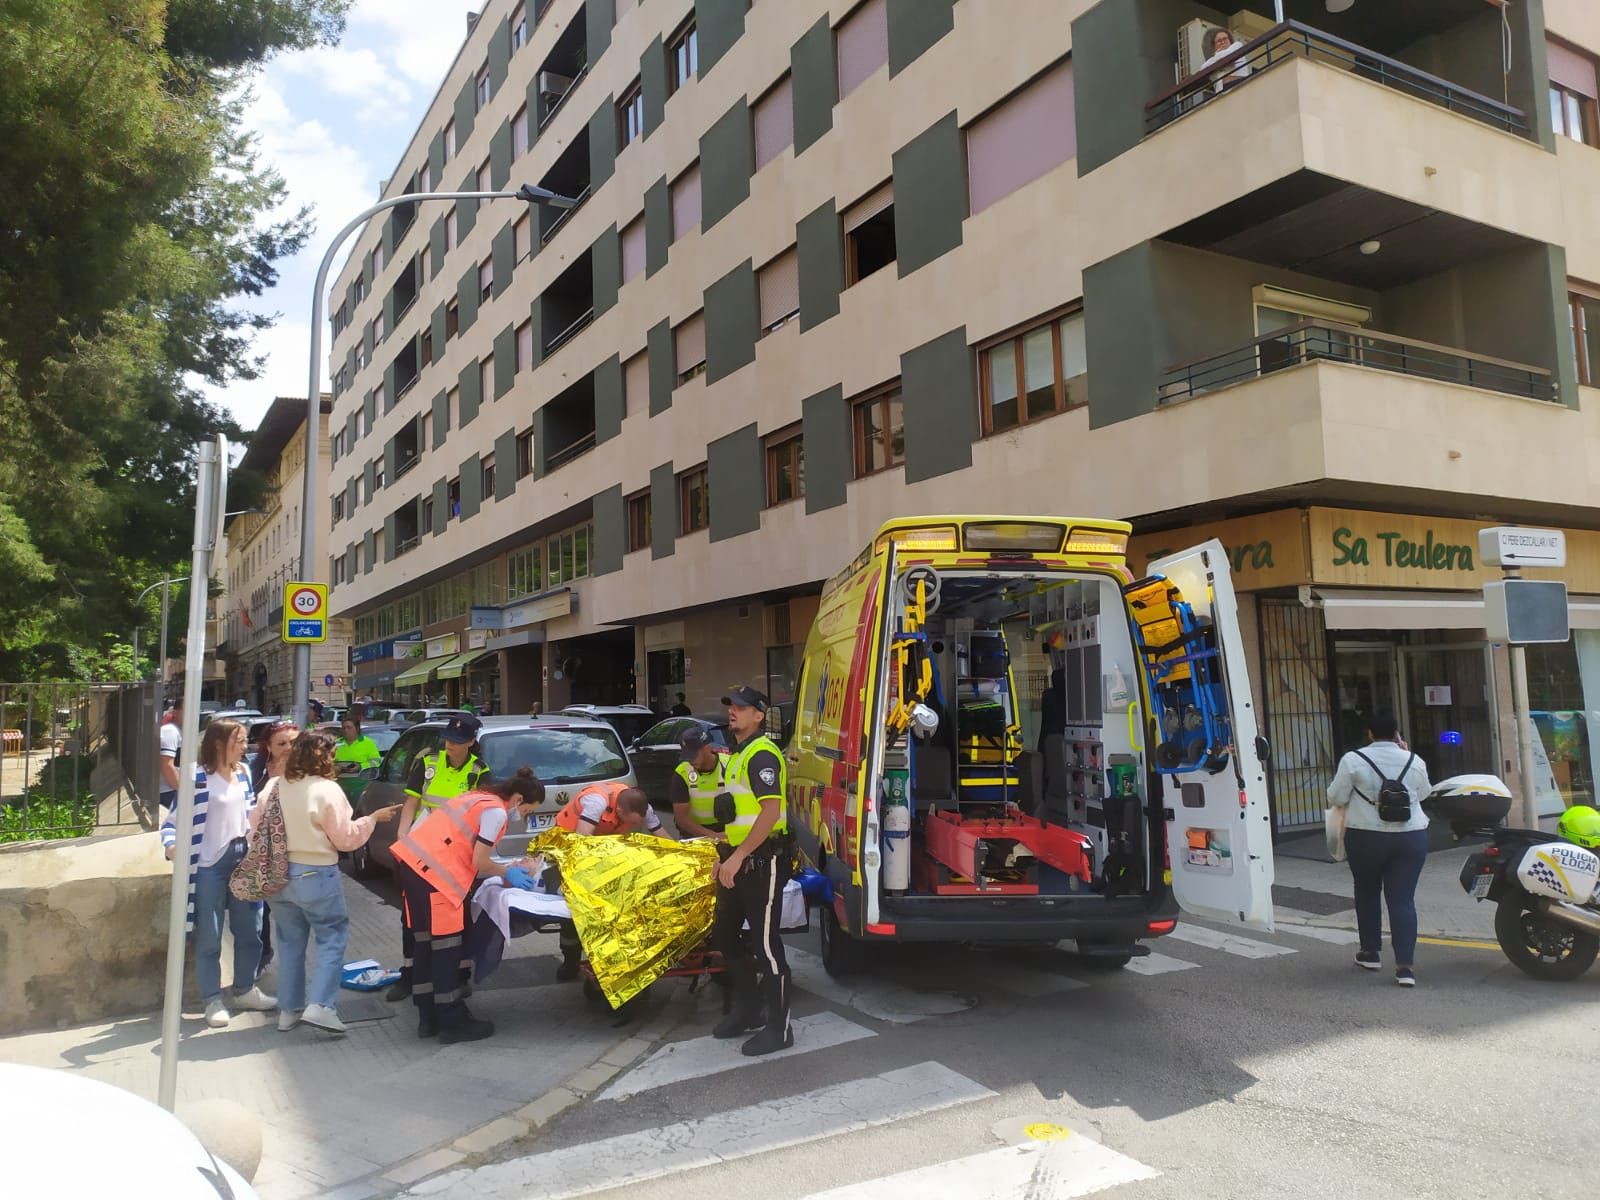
1200, 28, 1253, 95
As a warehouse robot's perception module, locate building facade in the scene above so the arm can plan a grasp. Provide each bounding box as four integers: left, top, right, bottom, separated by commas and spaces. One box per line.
222, 396, 352, 715
326, 0, 1600, 828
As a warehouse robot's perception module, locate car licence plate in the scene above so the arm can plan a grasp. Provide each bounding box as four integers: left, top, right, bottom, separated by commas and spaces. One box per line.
1469, 872, 1494, 899
533, 812, 555, 831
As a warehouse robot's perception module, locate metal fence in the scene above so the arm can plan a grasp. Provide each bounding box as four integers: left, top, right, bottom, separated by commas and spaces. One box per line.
0, 681, 163, 842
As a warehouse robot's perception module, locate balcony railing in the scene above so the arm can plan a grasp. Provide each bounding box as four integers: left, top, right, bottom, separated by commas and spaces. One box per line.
543, 307, 595, 357
1159, 320, 1556, 406
394, 533, 421, 558
540, 184, 591, 246
546, 431, 597, 472
538, 64, 589, 131
1146, 20, 1528, 137
395, 452, 420, 480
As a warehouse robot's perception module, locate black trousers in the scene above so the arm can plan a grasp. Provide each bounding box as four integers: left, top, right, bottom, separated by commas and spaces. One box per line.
398, 884, 476, 985
396, 862, 468, 1026
713, 847, 791, 1037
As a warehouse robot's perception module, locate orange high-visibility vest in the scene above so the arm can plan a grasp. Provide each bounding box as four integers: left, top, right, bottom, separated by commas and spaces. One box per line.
392, 790, 508, 906
555, 780, 632, 834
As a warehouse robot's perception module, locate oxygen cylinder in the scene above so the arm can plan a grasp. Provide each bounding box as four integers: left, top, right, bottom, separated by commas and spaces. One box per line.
883, 803, 911, 893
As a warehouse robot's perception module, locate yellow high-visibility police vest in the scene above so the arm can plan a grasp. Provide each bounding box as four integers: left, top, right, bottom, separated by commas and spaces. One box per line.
724, 734, 786, 848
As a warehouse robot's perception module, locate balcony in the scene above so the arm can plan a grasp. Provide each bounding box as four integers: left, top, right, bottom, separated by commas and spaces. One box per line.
537, 373, 597, 475
538, 132, 590, 245
391, 338, 419, 400
539, 251, 594, 359
535, 9, 587, 130
394, 416, 421, 479
1160, 320, 1555, 406
1147, 20, 1528, 139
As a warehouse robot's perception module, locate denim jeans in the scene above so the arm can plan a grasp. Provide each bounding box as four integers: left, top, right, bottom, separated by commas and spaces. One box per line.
193, 839, 263, 1003
271, 863, 350, 1012
1345, 828, 1429, 966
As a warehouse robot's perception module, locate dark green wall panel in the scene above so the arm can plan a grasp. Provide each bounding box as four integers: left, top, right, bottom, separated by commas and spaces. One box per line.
594, 354, 624, 443
383, 513, 396, 563
791, 18, 837, 154
587, 0, 615, 64
488, 17, 511, 92
647, 319, 674, 416
457, 264, 480, 335
705, 259, 757, 383
695, 0, 746, 77
453, 78, 477, 146
642, 37, 668, 136
458, 358, 483, 427
459, 452, 482, 520
893, 112, 967, 277
490, 121, 513, 191
431, 477, 449, 536
363, 528, 375, 575
649, 462, 676, 559
428, 130, 446, 187
700, 100, 753, 231
900, 327, 976, 483
431, 302, 448, 359
644, 177, 671, 277
493, 324, 516, 398
431, 390, 450, 449
494, 428, 517, 501
430, 216, 447, 276
591, 485, 625, 575
887, 0, 954, 76
457, 170, 479, 239
707, 423, 761, 542
800, 385, 849, 513
492, 221, 515, 298
589, 98, 618, 189
797, 199, 843, 331
592, 224, 620, 317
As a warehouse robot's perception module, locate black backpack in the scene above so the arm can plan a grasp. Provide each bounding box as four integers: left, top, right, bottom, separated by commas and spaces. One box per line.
1354, 750, 1416, 824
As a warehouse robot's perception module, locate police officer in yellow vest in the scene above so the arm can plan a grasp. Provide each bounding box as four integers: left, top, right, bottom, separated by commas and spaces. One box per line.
386, 715, 491, 1002
670, 726, 727, 841
710, 686, 792, 1056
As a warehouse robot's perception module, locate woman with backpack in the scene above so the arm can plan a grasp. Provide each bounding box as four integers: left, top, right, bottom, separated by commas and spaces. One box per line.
1327, 710, 1433, 987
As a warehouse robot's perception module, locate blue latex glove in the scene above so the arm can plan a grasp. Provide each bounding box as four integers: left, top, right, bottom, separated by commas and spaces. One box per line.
504, 865, 536, 891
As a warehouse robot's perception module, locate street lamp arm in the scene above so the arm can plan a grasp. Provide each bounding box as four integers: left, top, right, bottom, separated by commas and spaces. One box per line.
291, 184, 579, 726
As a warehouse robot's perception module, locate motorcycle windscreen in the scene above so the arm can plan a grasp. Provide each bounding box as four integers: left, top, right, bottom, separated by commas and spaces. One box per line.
1138, 541, 1275, 931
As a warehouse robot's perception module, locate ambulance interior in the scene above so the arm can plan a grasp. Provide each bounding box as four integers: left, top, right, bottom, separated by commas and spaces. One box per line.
882, 569, 1153, 900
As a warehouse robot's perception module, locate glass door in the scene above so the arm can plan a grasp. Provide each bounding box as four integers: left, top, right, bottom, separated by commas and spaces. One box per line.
1398, 645, 1498, 782
1333, 642, 1398, 760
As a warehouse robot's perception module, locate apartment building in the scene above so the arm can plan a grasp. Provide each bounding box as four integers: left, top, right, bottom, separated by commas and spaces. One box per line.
326, 0, 1600, 831
221, 396, 351, 714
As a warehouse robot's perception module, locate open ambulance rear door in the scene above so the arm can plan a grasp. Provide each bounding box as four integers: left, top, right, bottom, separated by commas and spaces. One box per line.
1135, 541, 1275, 931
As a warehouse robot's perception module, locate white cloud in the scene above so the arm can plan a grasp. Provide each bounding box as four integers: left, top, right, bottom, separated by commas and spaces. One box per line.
275, 45, 413, 123
351, 0, 483, 90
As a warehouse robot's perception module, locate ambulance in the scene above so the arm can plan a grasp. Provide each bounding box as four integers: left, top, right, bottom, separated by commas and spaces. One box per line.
787, 515, 1275, 974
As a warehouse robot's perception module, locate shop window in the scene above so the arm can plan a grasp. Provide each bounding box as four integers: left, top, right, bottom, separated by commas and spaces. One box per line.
1570, 285, 1600, 386
979, 308, 1087, 436
516, 319, 534, 372
764, 430, 804, 507
618, 80, 645, 148
843, 184, 895, 285
678, 465, 709, 534
627, 489, 652, 552
513, 105, 531, 158
1549, 38, 1599, 146
753, 74, 793, 170
851, 384, 903, 478
668, 20, 698, 94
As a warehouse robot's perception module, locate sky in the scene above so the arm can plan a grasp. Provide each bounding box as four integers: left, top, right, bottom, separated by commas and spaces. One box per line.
205, 0, 482, 430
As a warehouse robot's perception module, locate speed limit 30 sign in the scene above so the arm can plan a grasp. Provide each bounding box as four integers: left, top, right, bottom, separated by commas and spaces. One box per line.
282, 581, 329, 644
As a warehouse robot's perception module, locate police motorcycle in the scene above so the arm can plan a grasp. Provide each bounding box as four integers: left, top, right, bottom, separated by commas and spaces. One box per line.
1440, 777, 1600, 981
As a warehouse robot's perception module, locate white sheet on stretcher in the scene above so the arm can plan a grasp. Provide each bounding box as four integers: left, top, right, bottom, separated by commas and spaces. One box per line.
471, 876, 808, 944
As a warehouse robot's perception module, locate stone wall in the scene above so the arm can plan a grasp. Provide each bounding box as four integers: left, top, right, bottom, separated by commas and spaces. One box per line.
0, 833, 171, 1034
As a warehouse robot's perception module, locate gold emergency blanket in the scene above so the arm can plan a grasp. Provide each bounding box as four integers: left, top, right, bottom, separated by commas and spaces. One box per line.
527, 828, 719, 1007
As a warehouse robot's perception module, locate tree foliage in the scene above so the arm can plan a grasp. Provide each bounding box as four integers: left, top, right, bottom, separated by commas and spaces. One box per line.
0, 0, 352, 678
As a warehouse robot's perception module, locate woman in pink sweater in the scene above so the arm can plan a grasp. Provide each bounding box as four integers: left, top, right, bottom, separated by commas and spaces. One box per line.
269, 732, 399, 1034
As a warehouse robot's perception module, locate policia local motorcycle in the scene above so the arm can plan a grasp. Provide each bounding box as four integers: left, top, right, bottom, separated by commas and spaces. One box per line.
1439, 777, 1600, 981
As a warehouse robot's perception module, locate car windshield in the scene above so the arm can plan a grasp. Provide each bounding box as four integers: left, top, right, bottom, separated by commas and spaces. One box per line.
481, 727, 628, 785
368, 728, 402, 752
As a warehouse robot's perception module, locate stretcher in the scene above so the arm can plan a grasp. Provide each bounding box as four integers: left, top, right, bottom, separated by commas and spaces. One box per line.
1124, 573, 1232, 774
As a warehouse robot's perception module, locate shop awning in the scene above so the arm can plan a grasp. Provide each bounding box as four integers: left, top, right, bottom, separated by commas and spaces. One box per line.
434, 648, 497, 680
393, 658, 436, 687
1315, 590, 1600, 632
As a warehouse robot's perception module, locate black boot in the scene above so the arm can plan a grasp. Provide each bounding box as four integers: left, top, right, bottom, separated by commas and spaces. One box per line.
712, 967, 763, 1039
741, 971, 792, 1057
417, 1012, 439, 1039
439, 1008, 495, 1044
556, 944, 581, 982
386, 978, 412, 1003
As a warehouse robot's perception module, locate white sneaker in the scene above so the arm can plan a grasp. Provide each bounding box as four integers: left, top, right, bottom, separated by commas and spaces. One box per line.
277, 1010, 303, 1032
302, 1004, 348, 1035
231, 986, 277, 1012
204, 999, 231, 1029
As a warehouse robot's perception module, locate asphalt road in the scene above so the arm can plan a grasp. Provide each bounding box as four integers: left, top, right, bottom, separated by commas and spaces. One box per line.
395, 906, 1598, 1200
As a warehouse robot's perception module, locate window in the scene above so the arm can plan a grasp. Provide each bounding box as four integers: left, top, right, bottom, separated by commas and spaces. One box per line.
620, 216, 646, 284
446, 207, 459, 250
1549, 38, 1599, 146
373, 310, 385, 342
514, 213, 532, 261
753, 74, 794, 170
627, 490, 652, 552
476, 64, 492, 111
758, 249, 799, 334
332, 491, 346, 523
444, 119, 457, 161
479, 355, 494, 402
618, 80, 645, 147
623, 350, 648, 416
477, 160, 492, 194
670, 162, 702, 242
765, 430, 804, 506
668, 21, 698, 94
372, 243, 385, 276
482, 454, 497, 499
967, 60, 1076, 214
979, 308, 1088, 435
333, 553, 348, 585
843, 184, 896, 284
1571, 286, 1600, 386
678, 466, 709, 534
421, 327, 434, 368
418, 162, 431, 193
516, 428, 534, 478
513, 105, 530, 158
448, 386, 460, 426
479, 256, 494, 303
374, 381, 387, 413
836, 0, 888, 100
373, 457, 386, 489
674, 313, 706, 385
516, 320, 534, 372
449, 477, 462, 517
851, 385, 904, 477
421, 412, 431, 447
508, 543, 542, 598
512, 3, 527, 51
446, 299, 460, 339
422, 493, 434, 532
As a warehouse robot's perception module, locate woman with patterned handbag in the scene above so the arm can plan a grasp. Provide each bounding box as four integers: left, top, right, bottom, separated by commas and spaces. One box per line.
268, 731, 400, 1034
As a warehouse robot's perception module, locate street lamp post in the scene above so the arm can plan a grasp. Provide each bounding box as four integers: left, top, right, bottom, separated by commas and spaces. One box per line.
131, 576, 183, 685
290, 184, 577, 727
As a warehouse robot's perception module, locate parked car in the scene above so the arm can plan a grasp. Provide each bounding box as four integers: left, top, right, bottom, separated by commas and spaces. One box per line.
559, 703, 661, 746
627, 714, 730, 810
349, 715, 637, 876
312, 722, 407, 807
197, 707, 263, 731
389, 707, 472, 727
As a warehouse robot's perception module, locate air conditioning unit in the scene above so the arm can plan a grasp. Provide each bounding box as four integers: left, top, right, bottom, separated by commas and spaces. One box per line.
1176, 18, 1215, 81
538, 70, 574, 102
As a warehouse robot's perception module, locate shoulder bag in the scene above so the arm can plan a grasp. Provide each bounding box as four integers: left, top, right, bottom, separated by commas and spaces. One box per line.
230, 777, 289, 900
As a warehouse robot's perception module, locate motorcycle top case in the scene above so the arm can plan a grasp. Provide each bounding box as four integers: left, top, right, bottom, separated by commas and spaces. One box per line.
1516, 841, 1600, 904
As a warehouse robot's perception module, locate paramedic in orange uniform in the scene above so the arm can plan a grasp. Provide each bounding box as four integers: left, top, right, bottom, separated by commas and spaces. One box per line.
550, 782, 664, 981
391, 767, 545, 1042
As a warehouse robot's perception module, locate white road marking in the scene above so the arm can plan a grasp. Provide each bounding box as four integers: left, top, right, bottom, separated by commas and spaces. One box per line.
1167, 924, 1297, 959
983, 964, 1090, 997
598, 1011, 876, 1101
797, 1135, 1160, 1199
1272, 921, 1361, 945
406, 1062, 995, 1200
1123, 951, 1199, 976
788, 947, 975, 1023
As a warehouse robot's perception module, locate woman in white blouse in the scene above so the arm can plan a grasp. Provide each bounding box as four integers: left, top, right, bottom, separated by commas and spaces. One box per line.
1199, 27, 1252, 94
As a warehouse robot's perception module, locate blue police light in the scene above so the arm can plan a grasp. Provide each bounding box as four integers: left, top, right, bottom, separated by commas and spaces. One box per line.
1439, 730, 1463, 746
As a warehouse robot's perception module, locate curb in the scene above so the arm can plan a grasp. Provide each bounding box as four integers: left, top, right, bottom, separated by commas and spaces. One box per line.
364, 989, 693, 1198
